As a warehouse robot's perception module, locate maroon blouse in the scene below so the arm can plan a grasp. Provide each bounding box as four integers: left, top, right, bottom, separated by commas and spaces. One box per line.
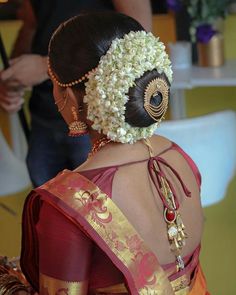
36, 142, 201, 288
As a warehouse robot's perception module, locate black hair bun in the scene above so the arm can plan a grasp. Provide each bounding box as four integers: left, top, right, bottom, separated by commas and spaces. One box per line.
125, 70, 170, 127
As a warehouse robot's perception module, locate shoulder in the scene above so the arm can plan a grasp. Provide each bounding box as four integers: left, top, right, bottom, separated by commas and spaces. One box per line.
151, 136, 202, 187
36, 169, 88, 195
149, 134, 173, 155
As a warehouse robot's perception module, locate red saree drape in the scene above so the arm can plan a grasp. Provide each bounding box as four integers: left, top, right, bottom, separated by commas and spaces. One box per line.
21, 170, 209, 295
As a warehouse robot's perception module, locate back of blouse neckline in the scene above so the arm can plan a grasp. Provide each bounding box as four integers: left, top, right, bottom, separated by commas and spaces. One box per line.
79, 141, 174, 173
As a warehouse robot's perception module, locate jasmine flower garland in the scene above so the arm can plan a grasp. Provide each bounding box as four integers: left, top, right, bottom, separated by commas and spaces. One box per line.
84, 31, 173, 144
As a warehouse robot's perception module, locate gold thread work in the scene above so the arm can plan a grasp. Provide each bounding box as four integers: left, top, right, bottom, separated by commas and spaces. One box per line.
144, 78, 169, 122
40, 272, 88, 295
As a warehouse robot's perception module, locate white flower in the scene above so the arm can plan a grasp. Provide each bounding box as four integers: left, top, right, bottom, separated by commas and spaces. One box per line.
84, 31, 172, 144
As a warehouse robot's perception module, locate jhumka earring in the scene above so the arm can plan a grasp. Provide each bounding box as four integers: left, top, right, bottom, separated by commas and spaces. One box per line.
68, 106, 88, 137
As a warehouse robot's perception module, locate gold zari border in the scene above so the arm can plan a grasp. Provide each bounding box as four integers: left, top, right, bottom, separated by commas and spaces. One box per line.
171, 274, 190, 295
95, 283, 128, 294
39, 272, 88, 295
42, 171, 175, 295
94, 275, 191, 295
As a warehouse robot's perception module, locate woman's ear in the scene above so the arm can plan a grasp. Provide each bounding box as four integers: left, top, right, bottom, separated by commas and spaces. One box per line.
66, 87, 79, 108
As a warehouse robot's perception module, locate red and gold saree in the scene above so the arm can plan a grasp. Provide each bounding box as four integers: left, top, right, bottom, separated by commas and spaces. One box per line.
21, 167, 209, 295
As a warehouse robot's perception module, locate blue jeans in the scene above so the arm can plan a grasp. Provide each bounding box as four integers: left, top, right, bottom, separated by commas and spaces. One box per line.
26, 120, 91, 187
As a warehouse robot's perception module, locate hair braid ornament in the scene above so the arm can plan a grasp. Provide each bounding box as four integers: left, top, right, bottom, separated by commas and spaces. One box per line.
83, 31, 172, 144
144, 78, 169, 122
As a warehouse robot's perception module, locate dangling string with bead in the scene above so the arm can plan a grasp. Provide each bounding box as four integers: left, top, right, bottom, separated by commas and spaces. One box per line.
160, 176, 188, 271
144, 138, 191, 271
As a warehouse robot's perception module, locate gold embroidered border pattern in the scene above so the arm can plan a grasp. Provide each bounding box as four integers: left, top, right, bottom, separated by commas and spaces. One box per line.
39, 272, 88, 295
42, 171, 175, 295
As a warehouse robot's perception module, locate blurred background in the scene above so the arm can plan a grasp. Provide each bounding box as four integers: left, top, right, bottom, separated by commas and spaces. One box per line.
0, 1, 236, 294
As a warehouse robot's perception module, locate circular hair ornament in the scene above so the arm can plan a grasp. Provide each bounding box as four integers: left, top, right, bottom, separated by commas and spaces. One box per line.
144, 78, 169, 122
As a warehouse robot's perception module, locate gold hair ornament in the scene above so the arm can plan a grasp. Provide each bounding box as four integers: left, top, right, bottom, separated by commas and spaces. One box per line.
47, 58, 96, 88
144, 78, 169, 122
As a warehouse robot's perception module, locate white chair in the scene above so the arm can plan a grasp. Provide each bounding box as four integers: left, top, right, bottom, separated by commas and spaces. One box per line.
156, 110, 236, 207
0, 115, 31, 196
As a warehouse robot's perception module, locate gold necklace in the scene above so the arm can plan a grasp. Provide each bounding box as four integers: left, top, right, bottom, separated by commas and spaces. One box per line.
88, 137, 112, 158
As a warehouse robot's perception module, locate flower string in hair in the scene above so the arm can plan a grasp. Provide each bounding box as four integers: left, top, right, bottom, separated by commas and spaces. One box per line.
84, 31, 173, 144
47, 57, 96, 87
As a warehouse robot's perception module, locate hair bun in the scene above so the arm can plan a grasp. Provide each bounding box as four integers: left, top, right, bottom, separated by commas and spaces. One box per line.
125, 70, 170, 128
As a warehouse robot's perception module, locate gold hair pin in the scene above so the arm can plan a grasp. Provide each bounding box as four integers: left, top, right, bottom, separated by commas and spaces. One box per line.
144, 78, 169, 121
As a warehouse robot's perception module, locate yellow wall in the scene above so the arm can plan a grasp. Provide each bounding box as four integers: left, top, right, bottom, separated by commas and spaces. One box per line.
152, 13, 176, 52
0, 21, 22, 143
224, 15, 236, 60
0, 20, 22, 60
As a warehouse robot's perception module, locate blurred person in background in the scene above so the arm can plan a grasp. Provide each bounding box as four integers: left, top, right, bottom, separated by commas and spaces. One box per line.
0, 0, 21, 20
0, 0, 152, 187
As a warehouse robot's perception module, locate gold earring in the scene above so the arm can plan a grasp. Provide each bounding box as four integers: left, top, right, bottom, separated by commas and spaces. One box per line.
68, 106, 88, 137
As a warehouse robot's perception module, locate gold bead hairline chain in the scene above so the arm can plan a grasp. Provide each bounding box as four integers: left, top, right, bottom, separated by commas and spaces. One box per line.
47, 57, 96, 88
